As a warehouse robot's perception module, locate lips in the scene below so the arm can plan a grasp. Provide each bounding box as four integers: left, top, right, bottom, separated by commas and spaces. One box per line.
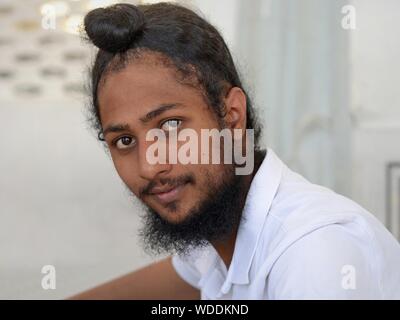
149, 185, 177, 194
148, 183, 186, 204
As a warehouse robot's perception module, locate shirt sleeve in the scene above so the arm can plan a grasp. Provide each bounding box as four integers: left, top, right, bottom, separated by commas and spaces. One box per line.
267, 224, 383, 299
171, 254, 202, 290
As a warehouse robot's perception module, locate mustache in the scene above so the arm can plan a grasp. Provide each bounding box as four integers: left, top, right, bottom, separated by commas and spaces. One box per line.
139, 173, 195, 198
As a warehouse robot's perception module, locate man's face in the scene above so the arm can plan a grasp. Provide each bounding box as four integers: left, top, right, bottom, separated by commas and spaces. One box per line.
98, 53, 233, 226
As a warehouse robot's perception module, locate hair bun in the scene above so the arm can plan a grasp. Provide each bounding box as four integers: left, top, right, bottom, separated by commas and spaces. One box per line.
84, 3, 145, 53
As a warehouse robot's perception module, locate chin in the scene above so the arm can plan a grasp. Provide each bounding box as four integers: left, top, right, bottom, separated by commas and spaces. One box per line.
157, 205, 192, 224
161, 211, 188, 224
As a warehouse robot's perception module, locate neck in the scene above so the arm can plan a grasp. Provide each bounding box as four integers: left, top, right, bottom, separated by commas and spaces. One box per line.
211, 149, 266, 269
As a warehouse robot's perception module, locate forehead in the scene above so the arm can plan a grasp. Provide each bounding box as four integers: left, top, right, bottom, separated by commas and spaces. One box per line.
98, 53, 205, 124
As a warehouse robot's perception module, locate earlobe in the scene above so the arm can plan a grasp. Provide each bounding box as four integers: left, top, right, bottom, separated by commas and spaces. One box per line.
223, 87, 247, 132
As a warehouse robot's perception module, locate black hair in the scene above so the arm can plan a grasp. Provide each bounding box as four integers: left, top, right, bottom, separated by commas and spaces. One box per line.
84, 2, 262, 146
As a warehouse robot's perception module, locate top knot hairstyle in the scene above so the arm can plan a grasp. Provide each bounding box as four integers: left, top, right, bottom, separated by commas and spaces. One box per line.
85, 3, 145, 53
84, 2, 261, 146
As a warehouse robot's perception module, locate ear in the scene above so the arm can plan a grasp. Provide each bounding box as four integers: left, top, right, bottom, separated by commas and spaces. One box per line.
223, 87, 247, 136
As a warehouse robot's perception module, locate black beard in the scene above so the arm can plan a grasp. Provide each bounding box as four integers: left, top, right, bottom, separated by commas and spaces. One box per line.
138, 165, 247, 256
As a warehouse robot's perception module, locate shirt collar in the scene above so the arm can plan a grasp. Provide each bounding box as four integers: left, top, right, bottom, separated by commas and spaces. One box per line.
219, 148, 284, 293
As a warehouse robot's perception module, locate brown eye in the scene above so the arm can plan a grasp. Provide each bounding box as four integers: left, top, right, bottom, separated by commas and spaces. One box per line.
115, 136, 136, 150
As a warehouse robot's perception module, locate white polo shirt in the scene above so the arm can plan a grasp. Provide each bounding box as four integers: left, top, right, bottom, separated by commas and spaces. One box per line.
172, 149, 400, 299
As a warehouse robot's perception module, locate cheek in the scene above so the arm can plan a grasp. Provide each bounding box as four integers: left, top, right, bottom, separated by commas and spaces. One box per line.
112, 155, 140, 194
187, 164, 219, 193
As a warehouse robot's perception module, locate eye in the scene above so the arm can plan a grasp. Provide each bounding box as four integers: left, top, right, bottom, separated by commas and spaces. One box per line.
114, 136, 136, 150
161, 119, 182, 132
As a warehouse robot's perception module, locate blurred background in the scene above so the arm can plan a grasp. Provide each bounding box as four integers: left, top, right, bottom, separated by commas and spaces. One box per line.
0, 0, 399, 299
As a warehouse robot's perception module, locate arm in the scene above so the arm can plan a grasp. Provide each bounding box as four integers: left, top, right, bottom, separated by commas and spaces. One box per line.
68, 256, 200, 300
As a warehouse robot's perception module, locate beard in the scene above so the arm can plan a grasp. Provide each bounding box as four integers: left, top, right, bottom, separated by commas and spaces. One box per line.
137, 164, 247, 256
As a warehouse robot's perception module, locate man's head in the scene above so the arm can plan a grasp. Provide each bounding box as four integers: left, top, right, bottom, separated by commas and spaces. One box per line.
84, 2, 262, 254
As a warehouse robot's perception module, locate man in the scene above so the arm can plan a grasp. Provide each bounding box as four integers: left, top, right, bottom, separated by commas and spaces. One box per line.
70, 3, 400, 299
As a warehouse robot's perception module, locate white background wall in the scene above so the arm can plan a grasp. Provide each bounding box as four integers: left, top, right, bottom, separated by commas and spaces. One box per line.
0, 0, 399, 299
349, 0, 400, 236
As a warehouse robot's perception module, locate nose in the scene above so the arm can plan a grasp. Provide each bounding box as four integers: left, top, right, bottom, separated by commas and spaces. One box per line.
137, 138, 172, 181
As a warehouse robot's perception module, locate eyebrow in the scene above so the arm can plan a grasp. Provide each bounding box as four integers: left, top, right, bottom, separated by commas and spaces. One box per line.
102, 103, 184, 137
139, 103, 183, 123
102, 123, 130, 137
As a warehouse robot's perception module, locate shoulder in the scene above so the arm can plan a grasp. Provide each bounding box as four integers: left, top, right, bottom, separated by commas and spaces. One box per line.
265, 165, 382, 250
266, 223, 383, 299
257, 168, 400, 299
